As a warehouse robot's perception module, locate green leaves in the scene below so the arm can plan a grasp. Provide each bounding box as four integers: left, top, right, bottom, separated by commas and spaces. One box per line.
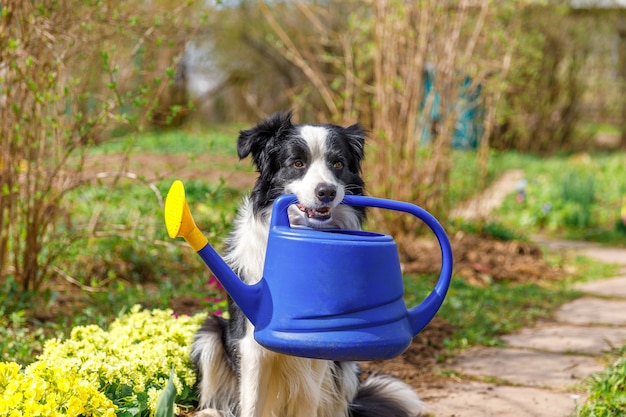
155, 368, 178, 417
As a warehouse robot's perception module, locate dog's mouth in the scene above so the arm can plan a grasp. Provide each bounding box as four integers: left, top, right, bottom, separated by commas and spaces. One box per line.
296, 204, 332, 221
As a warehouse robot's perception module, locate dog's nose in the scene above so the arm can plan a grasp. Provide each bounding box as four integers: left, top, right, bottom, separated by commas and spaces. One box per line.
315, 183, 337, 204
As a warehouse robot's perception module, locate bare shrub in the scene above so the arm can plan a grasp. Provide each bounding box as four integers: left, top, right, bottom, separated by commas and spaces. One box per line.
259, 0, 518, 233
0, 1, 200, 292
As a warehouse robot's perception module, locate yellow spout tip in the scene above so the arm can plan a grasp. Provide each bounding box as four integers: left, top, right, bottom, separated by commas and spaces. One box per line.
165, 180, 186, 239
164, 180, 209, 251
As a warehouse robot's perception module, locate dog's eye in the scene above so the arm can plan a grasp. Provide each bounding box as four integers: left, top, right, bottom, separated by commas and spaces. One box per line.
293, 160, 306, 169
333, 161, 344, 169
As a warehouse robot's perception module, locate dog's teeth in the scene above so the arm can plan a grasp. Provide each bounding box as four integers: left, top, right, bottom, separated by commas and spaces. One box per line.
296, 204, 332, 220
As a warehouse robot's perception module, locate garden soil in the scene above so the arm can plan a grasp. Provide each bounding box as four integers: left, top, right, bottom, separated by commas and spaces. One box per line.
399, 232, 566, 286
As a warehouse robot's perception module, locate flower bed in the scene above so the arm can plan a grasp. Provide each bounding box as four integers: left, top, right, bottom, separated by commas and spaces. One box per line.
0, 306, 205, 417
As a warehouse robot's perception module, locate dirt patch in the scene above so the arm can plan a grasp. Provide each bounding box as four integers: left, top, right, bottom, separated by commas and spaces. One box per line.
399, 232, 566, 286
169, 295, 207, 316
359, 317, 456, 389
83, 152, 256, 189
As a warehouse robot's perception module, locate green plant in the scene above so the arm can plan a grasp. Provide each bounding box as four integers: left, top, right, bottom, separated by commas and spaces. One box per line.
560, 170, 596, 229
155, 368, 178, 417
578, 354, 626, 417
0, 275, 36, 317
0, 309, 48, 364
0, 0, 202, 294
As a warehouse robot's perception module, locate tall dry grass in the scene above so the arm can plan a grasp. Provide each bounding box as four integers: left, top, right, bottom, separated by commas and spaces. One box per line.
261, 0, 518, 234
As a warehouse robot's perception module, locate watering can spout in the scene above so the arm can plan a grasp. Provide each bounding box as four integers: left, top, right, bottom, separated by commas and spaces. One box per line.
164, 180, 208, 252
165, 180, 263, 324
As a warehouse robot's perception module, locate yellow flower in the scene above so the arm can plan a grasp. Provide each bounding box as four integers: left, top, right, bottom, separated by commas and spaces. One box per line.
0, 362, 20, 386
0, 357, 116, 417
1, 305, 204, 415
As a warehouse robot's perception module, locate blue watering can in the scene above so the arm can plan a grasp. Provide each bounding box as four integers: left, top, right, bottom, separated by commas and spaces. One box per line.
165, 180, 453, 361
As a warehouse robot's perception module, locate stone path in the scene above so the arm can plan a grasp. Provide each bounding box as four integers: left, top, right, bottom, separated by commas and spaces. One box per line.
421, 240, 626, 417
450, 169, 525, 221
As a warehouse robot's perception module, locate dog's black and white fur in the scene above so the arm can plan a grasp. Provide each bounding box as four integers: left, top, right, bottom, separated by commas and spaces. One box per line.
191, 112, 425, 417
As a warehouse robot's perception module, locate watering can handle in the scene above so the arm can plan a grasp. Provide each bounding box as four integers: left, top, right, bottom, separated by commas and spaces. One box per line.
271, 194, 453, 336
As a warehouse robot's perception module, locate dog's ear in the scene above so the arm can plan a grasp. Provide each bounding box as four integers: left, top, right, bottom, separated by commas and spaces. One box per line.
237, 111, 294, 162
343, 123, 366, 165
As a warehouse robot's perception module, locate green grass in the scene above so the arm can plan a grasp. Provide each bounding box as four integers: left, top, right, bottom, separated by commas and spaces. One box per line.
486, 151, 626, 244
448, 151, 490, 209
589, 123, 621, 135
404, 274, 579, 349
97, 123, 244, 156
577, 348, 626, 417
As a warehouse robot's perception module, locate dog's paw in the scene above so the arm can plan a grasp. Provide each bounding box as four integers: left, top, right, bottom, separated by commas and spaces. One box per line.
194, 409, 224, 417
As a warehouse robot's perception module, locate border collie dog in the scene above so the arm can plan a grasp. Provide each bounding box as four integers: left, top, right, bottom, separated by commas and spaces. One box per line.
191, 111, 425, 417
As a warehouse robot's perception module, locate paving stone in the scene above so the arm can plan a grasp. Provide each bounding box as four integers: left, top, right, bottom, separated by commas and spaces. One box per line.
442, 174, 626, 417
573, 275, 626, 298
502, 324, 626, 355
533, 237, 600, 251
556, 297, 626, 326
450, 169, 524, 220
422, 381, 586, 417
533, 238, 626, 266
452, 347, 603, 388
577, 247, 626, 266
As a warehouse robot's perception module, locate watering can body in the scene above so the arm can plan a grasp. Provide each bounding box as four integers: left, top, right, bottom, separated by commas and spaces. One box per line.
165, 181, 453, 361
254, 224, 408, 360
